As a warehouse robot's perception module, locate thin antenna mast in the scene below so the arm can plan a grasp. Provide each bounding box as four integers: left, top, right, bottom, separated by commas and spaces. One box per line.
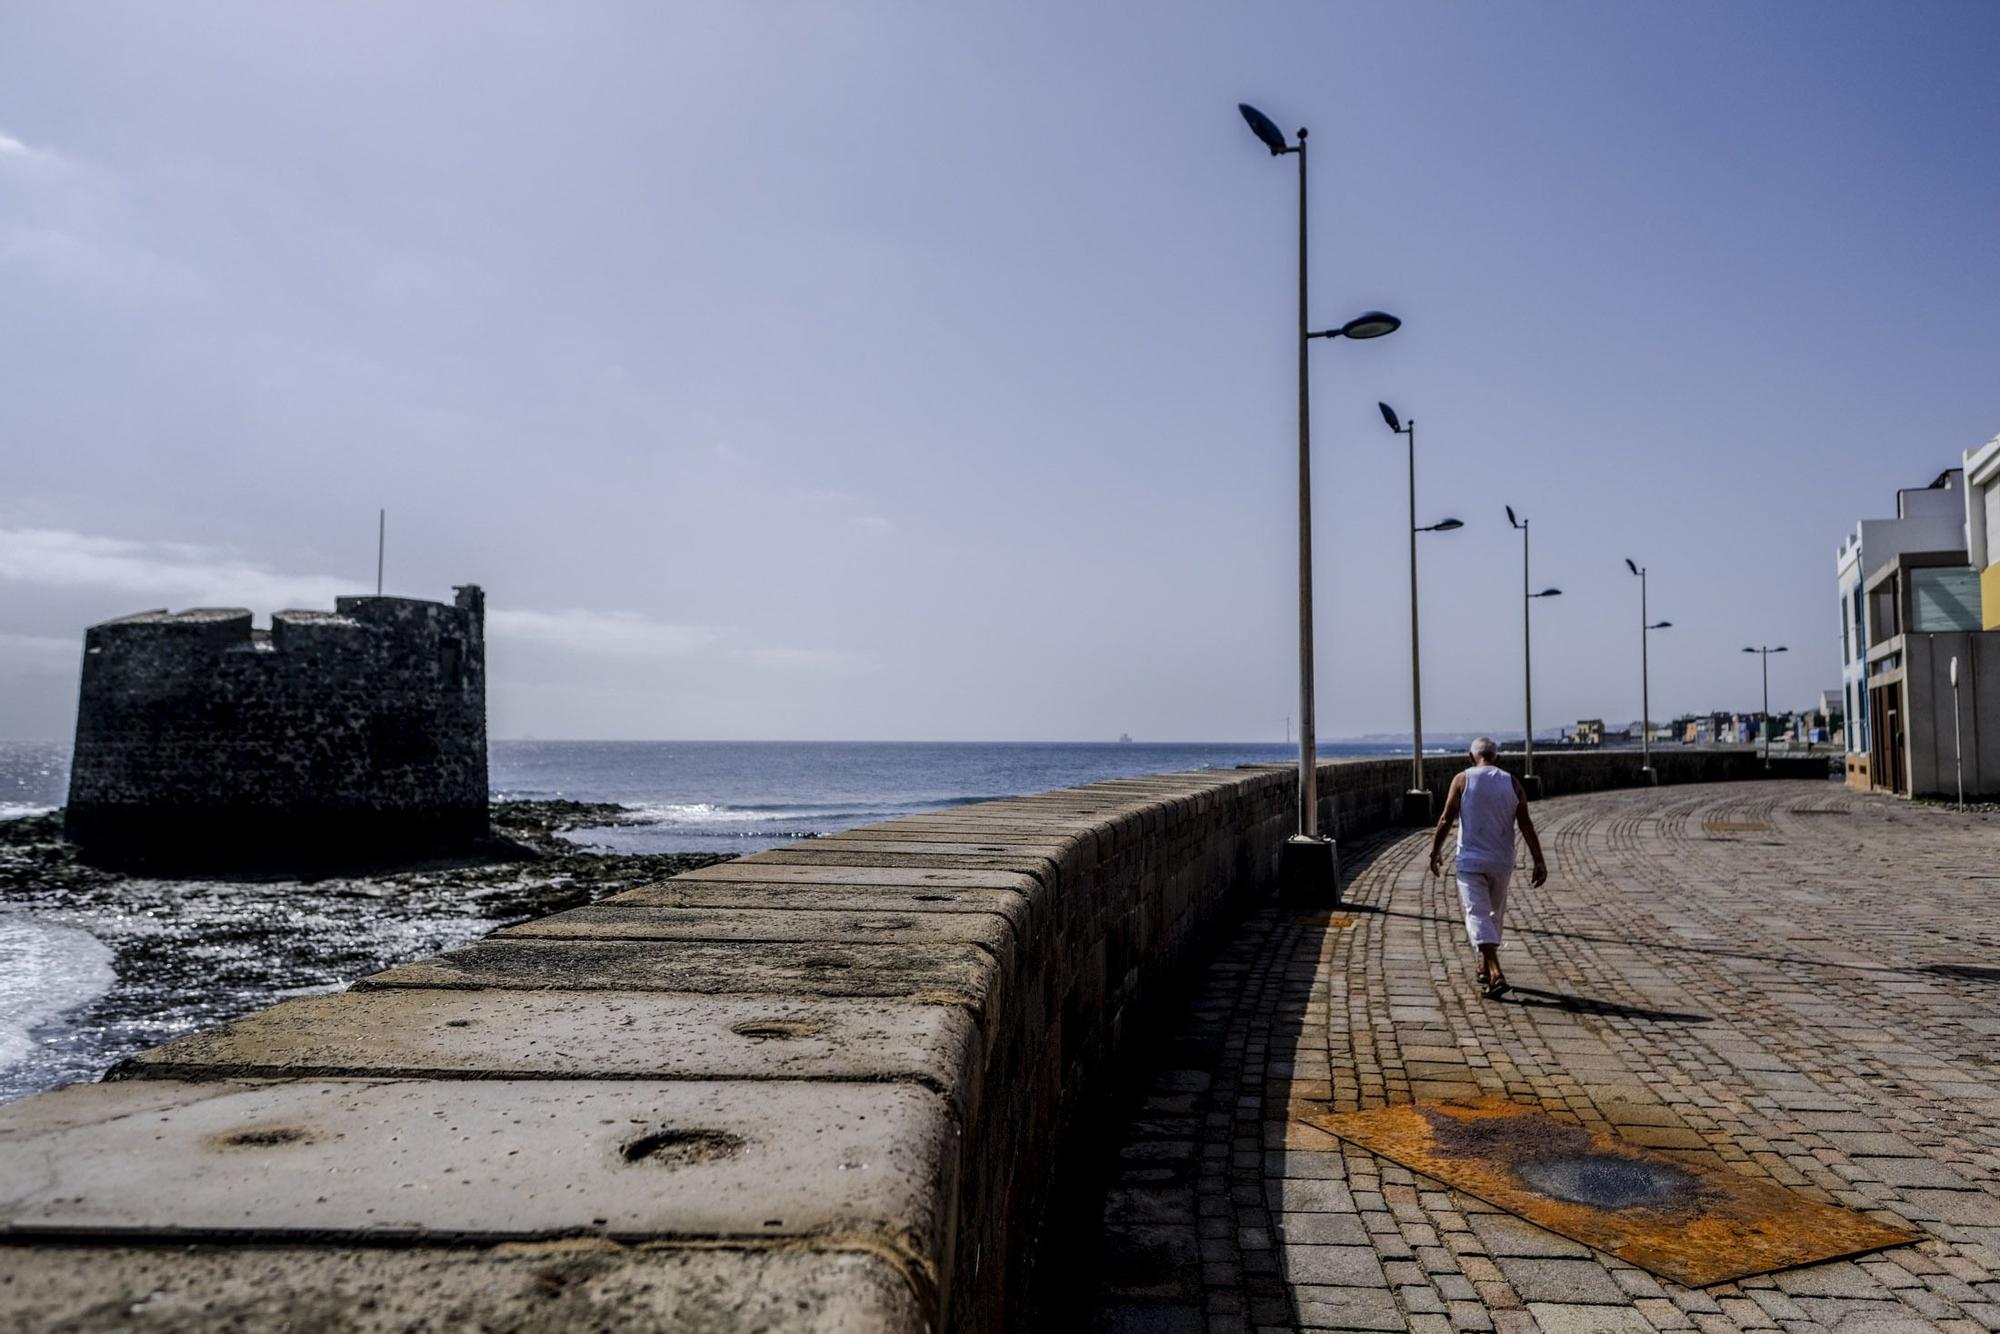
376, 509, 385, 596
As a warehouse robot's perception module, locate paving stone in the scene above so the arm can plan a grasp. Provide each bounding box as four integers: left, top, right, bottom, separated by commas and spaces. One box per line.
1266, 1180, 1356, 1214
1494, 1256, 1632, 1304
1526, 1303, 1659, 1333
1287, 1284, 1404, 1330
1790, 1297, 1942, 1330
1851, 1158, 1979, 1190
1280, 1245, 1386, 1288
1774, 1263, 1894, 1299
1273, 1213, 1371, 1247
1467, 1211, 1593, 1258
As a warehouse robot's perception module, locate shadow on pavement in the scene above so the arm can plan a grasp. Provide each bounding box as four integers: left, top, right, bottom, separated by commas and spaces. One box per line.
1922, 964, 2000, 983
1364, 905, 1983, 984
1498, 985, 1712, 1024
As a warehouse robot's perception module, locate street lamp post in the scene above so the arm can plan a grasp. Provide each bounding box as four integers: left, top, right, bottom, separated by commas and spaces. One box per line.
1951, 655, 1964, 806
1625, 559, 1671, 783
1742, 644, 1789, 768
1381, 402, 1462, 823
1240, 102, 1401, 901
1506, 506, 1560, 800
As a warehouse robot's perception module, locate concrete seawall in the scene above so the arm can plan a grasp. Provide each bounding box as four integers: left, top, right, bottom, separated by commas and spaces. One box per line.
0, 749, 1826, 1331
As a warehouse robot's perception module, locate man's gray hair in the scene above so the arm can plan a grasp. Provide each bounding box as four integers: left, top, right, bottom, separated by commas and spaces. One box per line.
1470, 736, 1498, 760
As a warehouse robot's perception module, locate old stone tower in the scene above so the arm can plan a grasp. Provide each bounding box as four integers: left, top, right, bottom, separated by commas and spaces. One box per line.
65, 586, 487, 865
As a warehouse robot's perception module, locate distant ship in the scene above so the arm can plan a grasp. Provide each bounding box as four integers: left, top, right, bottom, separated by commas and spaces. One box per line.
1117, 733, 1134, 744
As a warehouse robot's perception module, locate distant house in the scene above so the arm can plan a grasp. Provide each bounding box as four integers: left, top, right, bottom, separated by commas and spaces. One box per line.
1836, 468, 1970, 789
1861, 547, 1995, 796
1570, 719, 1604, 746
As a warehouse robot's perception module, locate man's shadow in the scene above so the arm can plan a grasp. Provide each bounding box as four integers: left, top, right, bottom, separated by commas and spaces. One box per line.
1497, 985, 1712, 1024
1337, 902, 1713, 1023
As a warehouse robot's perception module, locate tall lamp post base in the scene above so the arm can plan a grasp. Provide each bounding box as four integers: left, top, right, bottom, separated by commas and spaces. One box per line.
1640, 766, 1659, 786
1399, 788, 1434, 827
1519, 773, 1543, 802
1280, 835, 1340, 907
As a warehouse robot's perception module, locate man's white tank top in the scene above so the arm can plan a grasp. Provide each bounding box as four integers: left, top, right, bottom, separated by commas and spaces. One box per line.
1456, 765, 1519, 873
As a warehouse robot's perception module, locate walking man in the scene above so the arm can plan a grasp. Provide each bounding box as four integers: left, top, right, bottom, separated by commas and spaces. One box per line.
1427, 737, 1547, 997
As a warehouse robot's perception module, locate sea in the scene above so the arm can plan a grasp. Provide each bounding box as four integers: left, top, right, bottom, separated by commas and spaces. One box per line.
0, 738, 1406, 1103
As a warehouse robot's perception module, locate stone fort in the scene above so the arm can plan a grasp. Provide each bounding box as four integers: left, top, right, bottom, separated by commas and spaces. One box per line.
65, 585, 487, 865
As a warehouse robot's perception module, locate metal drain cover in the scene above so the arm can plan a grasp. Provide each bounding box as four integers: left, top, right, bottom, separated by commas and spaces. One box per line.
1298, 1098, 1920, 1286
1514, 1155, 1692, 1210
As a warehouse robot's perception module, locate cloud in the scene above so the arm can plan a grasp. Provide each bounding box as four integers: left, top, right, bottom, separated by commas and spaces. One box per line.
0, 527, 352, 611
488, 608, 722, 658
0, 130, 68, 174
0, 526, 848, 672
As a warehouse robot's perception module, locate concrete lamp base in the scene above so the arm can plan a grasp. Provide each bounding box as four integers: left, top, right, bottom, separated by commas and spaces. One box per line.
1280, 835, 1340, 908
1519, 773, 1543, 802
1399, 788, 1434, 827
1640, 766, 1659, 786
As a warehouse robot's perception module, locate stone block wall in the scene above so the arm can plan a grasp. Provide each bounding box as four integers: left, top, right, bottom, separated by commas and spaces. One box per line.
64, 586, 487, 863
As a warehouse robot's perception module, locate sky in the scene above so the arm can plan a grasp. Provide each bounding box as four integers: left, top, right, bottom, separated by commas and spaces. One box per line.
3, 2, 1996, 742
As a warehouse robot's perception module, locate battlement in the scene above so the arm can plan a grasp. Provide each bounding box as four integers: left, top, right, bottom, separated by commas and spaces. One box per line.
65, 585, 489, 867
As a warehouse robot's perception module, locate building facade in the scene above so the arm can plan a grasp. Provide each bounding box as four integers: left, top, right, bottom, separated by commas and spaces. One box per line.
1966, 434, 2000, 630
1835, 469, 1967, 789
1861, 550, 1995, 798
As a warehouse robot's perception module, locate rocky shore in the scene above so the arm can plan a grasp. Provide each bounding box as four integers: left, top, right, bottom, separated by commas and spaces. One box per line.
0, 802, 731, 1102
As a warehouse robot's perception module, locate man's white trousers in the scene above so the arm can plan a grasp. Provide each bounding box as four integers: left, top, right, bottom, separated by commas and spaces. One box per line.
1454, 867, 1513, 947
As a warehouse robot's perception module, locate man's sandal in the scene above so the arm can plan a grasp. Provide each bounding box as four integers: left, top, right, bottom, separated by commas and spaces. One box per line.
1483, 975, 1510, 999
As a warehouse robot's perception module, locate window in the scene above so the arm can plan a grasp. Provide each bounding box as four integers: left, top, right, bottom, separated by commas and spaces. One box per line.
1909, 567, 1980, 632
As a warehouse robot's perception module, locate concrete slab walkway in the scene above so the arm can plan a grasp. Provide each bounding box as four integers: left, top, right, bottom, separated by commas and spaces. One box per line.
1076, 780, 2000, 1333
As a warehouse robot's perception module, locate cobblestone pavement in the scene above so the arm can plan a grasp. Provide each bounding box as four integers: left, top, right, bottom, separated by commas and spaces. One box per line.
1078, 780, 2000, 1333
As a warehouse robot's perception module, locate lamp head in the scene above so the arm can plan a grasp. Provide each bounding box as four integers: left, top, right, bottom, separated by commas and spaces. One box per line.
1432, 518, 1464, 532
1238, 103, 1290, 156
1379, 401, 1402, 432
1651, 620, 1673, 629
1538, 587, 1562, 597
1774, 646, 1788, 653
1505, 504, 1519, 528
1625, 558, 1640, 577
1339, 311, 1401, 340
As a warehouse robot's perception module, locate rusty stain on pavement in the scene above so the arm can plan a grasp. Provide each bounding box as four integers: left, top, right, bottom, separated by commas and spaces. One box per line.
1703, 819, 1773, 834
1298, 1098, 1920, 1286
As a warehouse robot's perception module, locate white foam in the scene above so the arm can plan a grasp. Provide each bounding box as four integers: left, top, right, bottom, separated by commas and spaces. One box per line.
0, 803, 54, 821
627, 801, 835, 826
0, 916, 116, 1072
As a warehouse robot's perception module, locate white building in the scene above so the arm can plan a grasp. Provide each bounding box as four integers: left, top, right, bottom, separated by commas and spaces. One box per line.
1835, 469, 1966, 786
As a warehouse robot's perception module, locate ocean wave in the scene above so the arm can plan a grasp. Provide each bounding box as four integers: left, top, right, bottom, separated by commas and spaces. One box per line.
0, 917, 116, 1073
618, 795, 1011, 827
0, 803, 55, 821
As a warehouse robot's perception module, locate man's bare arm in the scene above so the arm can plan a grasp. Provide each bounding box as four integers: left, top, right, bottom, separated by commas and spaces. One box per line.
1511, 775, 1548, 887
1427, 774, 1465, 876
